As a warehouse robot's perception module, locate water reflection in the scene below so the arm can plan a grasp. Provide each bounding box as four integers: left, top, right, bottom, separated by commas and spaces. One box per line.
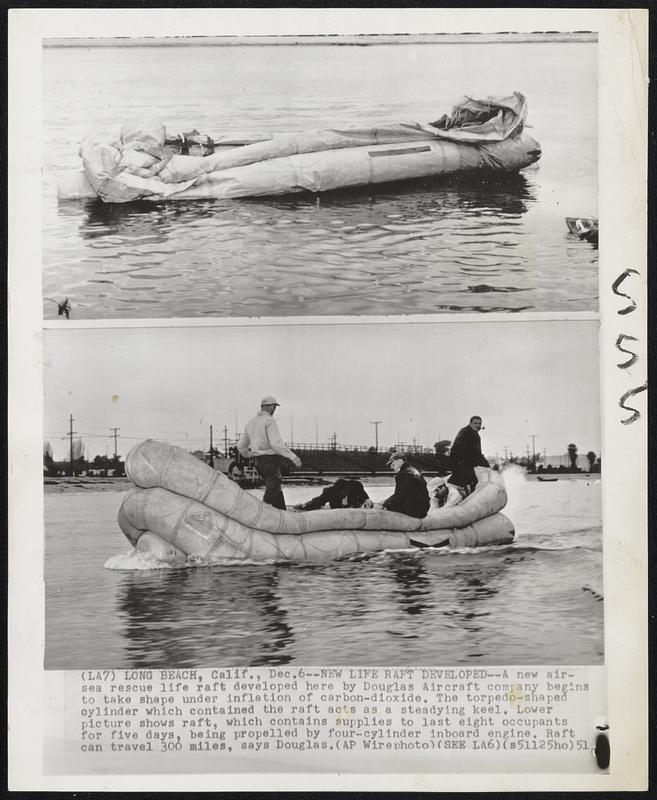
114, 566, 294, 668
247, 572, 295, 667
76, 171, 534, 239
42, 165, 597, 318
387, 554, 433, 617
79, 198, 174, 242
247, 171, 535, 216
431, 555, 512, 658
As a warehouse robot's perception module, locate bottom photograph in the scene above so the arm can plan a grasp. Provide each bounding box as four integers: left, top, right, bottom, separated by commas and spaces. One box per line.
43, 318, 602, 669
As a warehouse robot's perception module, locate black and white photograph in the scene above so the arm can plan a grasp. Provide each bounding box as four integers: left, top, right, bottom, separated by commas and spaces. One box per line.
43, 27, 597, 320
43, 319, 603, 669
8, 7, 647, 791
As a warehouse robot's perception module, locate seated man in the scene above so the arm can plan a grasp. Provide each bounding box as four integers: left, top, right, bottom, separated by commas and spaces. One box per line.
227, 461, 244, 481
226, 461, 251, 490
381, 452, 430, 519
293, 477, 373, 511
426, 476, 471, 510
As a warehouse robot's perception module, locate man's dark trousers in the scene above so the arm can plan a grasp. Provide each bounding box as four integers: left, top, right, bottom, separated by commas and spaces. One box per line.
254, 454, 286, 509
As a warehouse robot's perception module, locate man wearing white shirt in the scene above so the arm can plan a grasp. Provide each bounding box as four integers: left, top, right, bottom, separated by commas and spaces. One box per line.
238, 395, 302, 510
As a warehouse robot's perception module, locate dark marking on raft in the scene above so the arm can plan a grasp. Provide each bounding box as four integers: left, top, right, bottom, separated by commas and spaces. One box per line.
368, 145, 432, 157
409, 537, 450, 549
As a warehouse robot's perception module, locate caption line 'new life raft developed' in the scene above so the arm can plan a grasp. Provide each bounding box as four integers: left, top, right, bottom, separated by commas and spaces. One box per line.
118, 440, 515, 564
57, 92, 541, 203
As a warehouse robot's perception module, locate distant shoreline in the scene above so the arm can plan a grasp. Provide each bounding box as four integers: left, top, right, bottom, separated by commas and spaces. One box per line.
44, 32, 598, 49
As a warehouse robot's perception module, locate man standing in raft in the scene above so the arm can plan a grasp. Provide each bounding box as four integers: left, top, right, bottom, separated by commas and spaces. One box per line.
448, 415, 490, 490
238, 395, 302, 510
380, 452, 430, 519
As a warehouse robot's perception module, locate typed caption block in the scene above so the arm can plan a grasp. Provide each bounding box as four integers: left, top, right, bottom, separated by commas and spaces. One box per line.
47, 666, 606, 774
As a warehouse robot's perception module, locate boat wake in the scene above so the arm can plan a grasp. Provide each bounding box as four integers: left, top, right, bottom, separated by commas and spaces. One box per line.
104, 549, 174, 571
104, 548, 284, 571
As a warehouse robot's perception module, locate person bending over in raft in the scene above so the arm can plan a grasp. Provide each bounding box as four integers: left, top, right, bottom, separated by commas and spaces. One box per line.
379, 452, 430, 519
292, 477, 373, 511
448, 415, 489, 491
238, 395, 302, 510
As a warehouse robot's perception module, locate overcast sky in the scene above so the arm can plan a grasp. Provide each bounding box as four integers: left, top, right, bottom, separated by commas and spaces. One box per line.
43, 318, 601, 461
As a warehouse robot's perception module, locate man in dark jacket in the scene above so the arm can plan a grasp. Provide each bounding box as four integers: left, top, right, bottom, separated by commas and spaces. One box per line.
382, 452, 430, 519
293, 477, 372, 511
448, 415, 489, 489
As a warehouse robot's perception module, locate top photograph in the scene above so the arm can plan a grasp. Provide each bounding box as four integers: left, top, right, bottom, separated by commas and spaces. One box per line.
43, 31, 598, 320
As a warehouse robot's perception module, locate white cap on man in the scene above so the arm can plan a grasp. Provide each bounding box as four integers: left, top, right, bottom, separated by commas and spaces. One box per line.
261, 395, 280, 407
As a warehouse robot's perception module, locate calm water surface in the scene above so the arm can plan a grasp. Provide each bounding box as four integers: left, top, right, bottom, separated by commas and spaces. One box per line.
45, 474, 603, 668
43, 41, 598, 319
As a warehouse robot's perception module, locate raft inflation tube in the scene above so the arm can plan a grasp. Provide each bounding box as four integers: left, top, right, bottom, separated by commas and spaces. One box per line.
56, 93, 541, 203
118, 440, 515, 565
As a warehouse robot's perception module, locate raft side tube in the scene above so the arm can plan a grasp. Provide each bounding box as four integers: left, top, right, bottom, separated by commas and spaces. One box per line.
120, 486, 514, 564
60, 94, 539, 203
159, 133, 540, 202
449, 512, 514, 547
117, 489, 146, 546
420, 467, 507, 531
157, 94, 529, 184
55, 169, 97, 201
135, 532, 187, 566
125, 440, 506, 534
58, 130, 538, 203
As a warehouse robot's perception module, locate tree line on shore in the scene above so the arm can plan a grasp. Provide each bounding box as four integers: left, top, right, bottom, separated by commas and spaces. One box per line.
43, 441, 125, 477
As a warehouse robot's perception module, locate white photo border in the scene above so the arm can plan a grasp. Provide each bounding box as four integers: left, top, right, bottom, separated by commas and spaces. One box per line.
8, 7, 648, 791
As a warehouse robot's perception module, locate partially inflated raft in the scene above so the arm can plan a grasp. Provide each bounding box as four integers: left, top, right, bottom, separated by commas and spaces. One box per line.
118, 440, 514, 564
57, 93, 541, 203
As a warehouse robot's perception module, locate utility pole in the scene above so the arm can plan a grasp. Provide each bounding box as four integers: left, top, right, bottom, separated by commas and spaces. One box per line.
223, 425, 228, 457
371, 420, 381, 452
68, 414, 76, 476
330, 432, 337, 450
529, 434, 537, 468
209, 425, 214, 467
110, 427, 120, 462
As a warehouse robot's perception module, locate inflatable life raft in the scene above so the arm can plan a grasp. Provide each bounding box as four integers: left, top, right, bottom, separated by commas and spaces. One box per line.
118, 440, 515, 565
57, 93, 541, 203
